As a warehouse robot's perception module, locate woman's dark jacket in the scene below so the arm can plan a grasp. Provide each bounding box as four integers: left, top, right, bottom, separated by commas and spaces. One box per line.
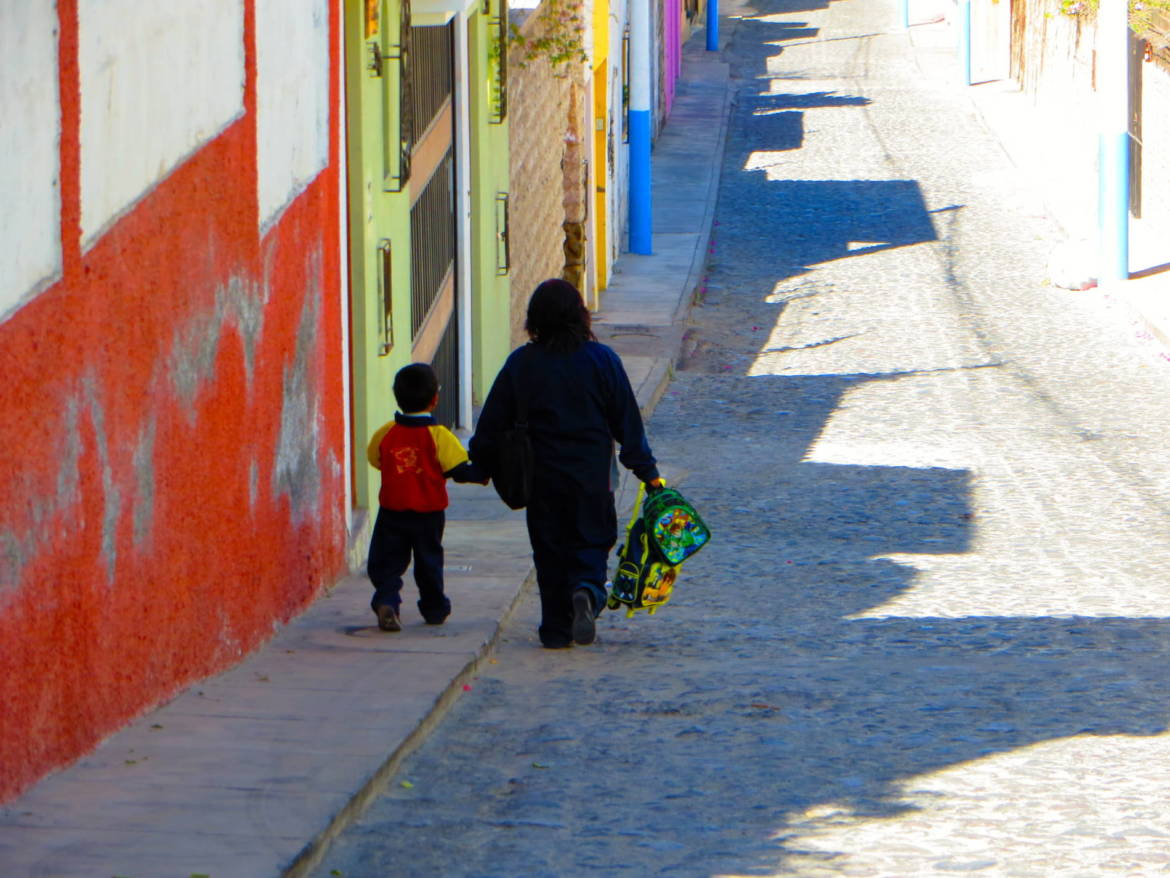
470, 341, 659, 494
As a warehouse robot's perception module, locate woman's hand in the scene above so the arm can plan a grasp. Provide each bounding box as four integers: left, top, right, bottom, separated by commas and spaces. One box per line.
648, 477, 666, 492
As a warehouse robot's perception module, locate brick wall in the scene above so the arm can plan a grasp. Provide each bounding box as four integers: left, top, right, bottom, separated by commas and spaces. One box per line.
506, 4, 595, 345
506, 19, 574, 346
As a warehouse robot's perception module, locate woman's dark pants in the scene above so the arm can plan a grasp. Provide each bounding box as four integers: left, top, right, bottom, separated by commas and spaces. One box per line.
526, 487, 616, 646
367, 507, 451, 623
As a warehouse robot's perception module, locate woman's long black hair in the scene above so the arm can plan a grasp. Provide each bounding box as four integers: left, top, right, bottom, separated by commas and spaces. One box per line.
524, 279, 597, 354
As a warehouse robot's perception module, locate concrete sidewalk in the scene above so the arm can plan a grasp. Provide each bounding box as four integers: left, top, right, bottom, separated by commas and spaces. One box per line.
0, 34, 731, 878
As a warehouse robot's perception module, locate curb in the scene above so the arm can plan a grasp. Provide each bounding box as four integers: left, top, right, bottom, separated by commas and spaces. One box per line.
284, 568, 537, 878
286, 32, 733, 877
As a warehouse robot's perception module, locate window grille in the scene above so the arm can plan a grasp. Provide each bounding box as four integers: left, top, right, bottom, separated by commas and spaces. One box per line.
410, 151, 456, 340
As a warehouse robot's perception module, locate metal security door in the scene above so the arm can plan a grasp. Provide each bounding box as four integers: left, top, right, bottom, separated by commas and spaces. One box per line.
408, 22, 460, 428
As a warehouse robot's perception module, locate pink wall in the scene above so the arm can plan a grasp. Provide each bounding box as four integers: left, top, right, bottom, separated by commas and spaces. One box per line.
664, 0, 683, 114
0, 0, 347, 802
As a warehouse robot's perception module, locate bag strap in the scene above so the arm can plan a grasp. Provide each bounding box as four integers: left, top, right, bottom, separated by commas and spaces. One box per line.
624, 480, 647, 545
511, 345, 530, 428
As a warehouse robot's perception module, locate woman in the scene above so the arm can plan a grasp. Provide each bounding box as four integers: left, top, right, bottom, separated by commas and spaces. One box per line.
470, 279, 663, 648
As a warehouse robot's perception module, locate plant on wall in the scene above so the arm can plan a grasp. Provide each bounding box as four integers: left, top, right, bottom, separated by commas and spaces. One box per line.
1129, 0, 1170, 46
1059, 0, 1170, 37
508, 0, 588, 72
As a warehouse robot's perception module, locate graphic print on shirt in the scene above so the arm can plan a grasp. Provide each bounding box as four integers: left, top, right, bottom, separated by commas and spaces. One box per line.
393, 446, 422, 474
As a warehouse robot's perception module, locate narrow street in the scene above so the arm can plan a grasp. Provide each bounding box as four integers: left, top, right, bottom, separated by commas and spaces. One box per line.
315, 0, 1170, 874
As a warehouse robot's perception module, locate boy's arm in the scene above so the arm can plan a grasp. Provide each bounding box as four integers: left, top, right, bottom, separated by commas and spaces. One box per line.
447, 460, 490, 484
367, 422, 394, 470
430, 426, 488, 483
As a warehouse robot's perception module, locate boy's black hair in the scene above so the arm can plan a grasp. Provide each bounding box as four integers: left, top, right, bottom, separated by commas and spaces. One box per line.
393, 363, 439, 413
525, 278, 596, 354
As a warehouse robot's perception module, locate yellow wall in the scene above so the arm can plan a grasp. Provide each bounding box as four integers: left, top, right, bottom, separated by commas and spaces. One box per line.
591, 0, 610, 292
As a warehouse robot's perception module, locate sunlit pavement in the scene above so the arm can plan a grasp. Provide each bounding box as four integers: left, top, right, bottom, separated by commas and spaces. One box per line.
312, 0, 1170, 875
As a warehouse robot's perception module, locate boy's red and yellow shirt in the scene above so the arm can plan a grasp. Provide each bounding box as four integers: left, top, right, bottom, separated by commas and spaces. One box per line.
367, 413, 470, 512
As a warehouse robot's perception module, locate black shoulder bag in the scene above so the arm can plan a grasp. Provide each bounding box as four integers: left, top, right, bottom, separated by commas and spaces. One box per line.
492, 351, 533, 510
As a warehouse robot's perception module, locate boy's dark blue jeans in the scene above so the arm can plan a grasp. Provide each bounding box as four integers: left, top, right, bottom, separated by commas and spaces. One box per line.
367, 507, 450, 624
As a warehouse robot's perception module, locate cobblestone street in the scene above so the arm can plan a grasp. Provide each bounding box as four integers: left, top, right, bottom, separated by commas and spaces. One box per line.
314, 0, 1170, 874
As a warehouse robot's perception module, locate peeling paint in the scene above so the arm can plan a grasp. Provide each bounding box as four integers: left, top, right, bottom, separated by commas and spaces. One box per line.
272, 254, 323, 524
77, 373, 120, 582
3, 475, 44, 590
57, 397, 83, 514
233, 279, 267, 374
0, 377, 112, 590
215, 604, 242, 658
132, 415, 156, 548
4, 269, 270, 591
0, 530, 25, 592
249, 459, 259, 511
170, 303, 224, 413
169, 274, 266, 415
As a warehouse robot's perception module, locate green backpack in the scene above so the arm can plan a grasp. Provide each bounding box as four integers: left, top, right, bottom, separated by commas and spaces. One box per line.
607, 483, 711, 616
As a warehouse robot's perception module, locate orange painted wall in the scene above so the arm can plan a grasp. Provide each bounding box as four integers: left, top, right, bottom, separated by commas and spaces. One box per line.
0, 0, 347, 802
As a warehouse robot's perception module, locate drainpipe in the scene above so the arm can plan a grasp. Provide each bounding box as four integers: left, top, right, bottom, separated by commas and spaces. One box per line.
337, 3, 353, 517
1097, 0, 1130, 283
707, 0, 719, 50
454, 10, 474, 427
957, 0, 972, 85
629, 0, 652, 254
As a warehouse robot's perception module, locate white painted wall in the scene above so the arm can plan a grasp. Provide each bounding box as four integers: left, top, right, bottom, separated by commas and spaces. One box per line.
610, 0, 628, 262
78, 0, 245, 247
1, 2, 62, 321
256, 0, 330, 233
614, 0, 631, 253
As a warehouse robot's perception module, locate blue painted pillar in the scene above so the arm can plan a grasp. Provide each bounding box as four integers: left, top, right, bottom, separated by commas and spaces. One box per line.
707, 0, 719, 50
958, 0, 972, 85
1098, 0, 1130, 282
630, 0, 652, 254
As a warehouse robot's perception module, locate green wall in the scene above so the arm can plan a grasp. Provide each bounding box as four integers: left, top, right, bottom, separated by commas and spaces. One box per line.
346, 0, 511, 509
345, 0, 417, 509
467, 6, 513, 406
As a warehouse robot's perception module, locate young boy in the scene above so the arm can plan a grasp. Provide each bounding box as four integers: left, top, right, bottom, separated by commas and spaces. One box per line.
367, 363, 486, 631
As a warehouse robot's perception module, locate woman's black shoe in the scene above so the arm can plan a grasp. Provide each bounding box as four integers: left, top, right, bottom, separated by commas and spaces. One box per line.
571, 590, 596, 645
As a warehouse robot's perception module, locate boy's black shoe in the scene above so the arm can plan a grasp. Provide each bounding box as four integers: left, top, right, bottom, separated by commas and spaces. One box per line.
376, 605, 402, 632
419, 599, 451, 627
571, 590, 596, 645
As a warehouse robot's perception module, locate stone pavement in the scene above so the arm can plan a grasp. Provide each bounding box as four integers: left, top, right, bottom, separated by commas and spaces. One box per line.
0, 33, 731, 878
907, 0, 1170, 346
309, 0, 1170, 873
4, 3, 1169, 876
